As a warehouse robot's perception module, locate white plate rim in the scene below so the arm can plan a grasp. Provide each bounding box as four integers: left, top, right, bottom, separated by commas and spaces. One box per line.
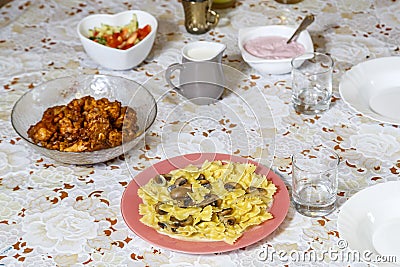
339, 56, 400, 125
337, 181, 400, 265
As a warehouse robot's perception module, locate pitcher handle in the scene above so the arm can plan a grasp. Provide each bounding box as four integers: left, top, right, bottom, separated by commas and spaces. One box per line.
206, 9, 219, 28
165, 63, 183, 93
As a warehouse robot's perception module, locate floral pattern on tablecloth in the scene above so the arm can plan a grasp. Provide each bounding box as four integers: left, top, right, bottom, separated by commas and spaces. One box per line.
1, 0, 400, 266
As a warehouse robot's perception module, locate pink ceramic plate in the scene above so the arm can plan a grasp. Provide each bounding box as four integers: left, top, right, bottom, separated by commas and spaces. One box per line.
121, 153, 290, 254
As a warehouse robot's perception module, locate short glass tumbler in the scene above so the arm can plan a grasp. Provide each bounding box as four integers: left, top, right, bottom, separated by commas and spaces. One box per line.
291, 146, 339, 217
291, 52, 334, 115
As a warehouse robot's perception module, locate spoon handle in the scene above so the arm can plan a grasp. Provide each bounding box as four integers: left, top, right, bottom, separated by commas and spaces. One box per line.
287, 14, 315, 44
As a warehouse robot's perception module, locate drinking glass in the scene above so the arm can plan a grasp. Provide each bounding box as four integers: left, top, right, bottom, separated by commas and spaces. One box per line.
291, 52, 334, 114
291, 146, 339, 217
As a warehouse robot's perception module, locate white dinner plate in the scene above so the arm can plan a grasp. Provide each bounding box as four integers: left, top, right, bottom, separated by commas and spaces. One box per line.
339, 56, 400, 125
337, 181, 400, 266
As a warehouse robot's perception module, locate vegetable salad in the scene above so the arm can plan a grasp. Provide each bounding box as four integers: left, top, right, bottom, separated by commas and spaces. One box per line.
88, 14, 151, 50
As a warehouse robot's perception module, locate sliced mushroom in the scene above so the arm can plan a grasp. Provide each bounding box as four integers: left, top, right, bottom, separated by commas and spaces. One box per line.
176, 195, 195, 208
197, 193, 221, 208
245, 186, 267, 195
196, 174, 206, 180
158, 222, 168, 229
170, 187, 192, 200
224, 182, 243, 191
169, 216, 180, 227
195, 174, 211, 189
217, 208, 235, 225
167, 184, 176, 192
197, 179, 211, 189
170, 215, 194, 227
154, 175, 167, 186
219, 216, 236, 226
212, 198, 223, 207
204, 194, 222, 207
179, 183, 192, 190
155, 202, 168, 215
174, 177, 188, 186
183, 215, 194, 226
201, 182, 211, 190
217, 208, 233, 216
163, 173, 173, 181
198, 179, 210, 185
226, 217, 236, 226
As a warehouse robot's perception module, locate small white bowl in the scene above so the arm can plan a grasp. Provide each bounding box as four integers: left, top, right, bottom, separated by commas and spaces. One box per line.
238, 25, 314, 75
77, 10, 158, 70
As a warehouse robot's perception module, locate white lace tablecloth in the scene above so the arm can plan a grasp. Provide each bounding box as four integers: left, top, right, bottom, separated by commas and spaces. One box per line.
1, 0, 400, 266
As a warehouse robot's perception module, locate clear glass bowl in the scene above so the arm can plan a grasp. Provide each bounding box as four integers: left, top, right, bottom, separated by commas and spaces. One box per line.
11, 74, 157, 165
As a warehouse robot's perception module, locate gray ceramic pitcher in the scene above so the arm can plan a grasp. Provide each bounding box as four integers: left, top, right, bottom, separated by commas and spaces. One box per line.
165, 41, 226, 105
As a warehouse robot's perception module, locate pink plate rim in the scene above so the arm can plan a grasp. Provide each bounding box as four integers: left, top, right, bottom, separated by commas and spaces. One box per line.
120, 152, 290, 254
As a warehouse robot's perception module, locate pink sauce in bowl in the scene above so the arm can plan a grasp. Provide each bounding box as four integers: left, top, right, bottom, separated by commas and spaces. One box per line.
244, 36, 305, 60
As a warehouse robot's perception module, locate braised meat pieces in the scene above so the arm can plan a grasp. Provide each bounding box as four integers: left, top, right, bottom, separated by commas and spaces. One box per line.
27, 96, 139, 152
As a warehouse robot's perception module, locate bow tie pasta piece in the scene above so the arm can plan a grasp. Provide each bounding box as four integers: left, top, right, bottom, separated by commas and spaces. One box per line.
138, 161, 277, 244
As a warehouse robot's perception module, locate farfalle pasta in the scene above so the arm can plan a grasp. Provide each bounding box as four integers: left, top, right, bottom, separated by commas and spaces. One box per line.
138, 160, 277, 244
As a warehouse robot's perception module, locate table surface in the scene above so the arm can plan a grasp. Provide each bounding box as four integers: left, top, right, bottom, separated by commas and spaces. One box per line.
1, 0, 400, 266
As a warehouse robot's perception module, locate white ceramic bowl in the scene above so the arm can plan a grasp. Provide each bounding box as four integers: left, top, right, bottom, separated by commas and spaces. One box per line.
238, 25, 314, 75
77, 10, 158, 70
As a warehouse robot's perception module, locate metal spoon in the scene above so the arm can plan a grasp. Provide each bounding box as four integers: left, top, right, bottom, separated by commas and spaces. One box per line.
287, 14, 315, 44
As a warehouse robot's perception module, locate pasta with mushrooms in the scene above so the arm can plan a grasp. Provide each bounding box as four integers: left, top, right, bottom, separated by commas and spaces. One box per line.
138, 160, 277, 244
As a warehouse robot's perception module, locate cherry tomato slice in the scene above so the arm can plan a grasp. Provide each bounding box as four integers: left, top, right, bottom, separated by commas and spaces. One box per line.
106, 32, 123, 48
137, 25, 152, 40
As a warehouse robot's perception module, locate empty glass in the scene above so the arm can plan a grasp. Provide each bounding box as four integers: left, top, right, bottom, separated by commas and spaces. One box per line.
291, 52, 334, 115
291, 146, 339, 217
